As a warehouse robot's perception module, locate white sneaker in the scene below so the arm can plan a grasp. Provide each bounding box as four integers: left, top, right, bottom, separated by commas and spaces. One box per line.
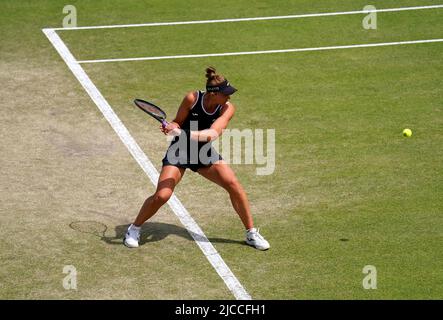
246, 228, 270, 250
124, 224, 140, 248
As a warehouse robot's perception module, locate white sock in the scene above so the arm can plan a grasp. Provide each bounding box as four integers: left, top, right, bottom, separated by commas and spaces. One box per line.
129, 224, 141, 231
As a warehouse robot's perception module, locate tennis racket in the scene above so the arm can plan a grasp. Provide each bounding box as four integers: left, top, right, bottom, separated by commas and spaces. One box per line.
134, 98, 168, 128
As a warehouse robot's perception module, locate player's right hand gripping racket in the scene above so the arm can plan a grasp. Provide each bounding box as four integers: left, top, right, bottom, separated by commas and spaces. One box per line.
134, 98, 169, 128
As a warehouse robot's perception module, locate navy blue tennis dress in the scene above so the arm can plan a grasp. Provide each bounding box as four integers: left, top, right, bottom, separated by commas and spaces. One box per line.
162, 91, 223, 172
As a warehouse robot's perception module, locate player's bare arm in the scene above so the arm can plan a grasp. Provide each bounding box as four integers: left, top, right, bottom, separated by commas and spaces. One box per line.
161, 91, 197, 134
192, 102, 235, 142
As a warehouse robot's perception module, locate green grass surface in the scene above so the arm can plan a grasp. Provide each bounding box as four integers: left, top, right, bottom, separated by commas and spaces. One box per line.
1, 0, 442, 299
60, 9, 443, 60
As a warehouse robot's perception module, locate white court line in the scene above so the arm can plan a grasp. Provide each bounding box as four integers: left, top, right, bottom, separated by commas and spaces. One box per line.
52, 4, 443, 31
77, 39, 443, 63
42, 28, 251, 300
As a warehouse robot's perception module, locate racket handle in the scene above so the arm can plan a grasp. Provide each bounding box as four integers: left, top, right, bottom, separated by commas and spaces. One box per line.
161, 120, 168, 128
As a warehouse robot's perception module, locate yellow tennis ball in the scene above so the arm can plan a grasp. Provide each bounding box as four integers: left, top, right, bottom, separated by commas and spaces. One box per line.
403, 128, 412, 137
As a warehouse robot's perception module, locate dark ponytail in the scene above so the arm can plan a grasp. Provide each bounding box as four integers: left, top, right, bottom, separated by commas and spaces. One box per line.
205, 66, 225, 86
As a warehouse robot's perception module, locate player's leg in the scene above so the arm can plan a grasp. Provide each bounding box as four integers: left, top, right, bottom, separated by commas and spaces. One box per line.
198, 161, 252, 229
197, 161, 270, 250
134, 165, 185, 226
124, 165, 185, 248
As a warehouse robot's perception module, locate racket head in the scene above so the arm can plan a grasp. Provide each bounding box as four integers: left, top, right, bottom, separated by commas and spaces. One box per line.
134, 99, 167, 125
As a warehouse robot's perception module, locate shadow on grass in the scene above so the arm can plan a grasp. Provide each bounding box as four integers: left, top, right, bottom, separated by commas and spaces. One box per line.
69, 220, 246, 247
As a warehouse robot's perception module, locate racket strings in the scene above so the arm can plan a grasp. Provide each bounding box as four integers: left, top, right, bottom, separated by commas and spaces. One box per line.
135, 100, 166, 119
141, 105, 164, 118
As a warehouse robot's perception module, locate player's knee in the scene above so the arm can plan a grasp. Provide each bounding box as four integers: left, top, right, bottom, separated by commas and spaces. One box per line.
153, 190, 172, 204
224, 178, 240, 193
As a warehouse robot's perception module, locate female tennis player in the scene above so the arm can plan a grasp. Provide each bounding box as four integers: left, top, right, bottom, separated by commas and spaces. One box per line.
124, 67, 270, 250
